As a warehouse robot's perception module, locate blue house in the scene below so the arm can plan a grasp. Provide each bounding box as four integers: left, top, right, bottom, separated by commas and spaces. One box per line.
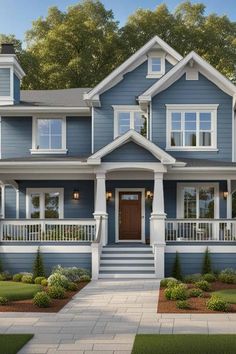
0, 36, 236, 279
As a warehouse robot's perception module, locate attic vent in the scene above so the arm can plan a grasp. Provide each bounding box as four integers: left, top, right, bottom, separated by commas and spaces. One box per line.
0, 43, 15, 55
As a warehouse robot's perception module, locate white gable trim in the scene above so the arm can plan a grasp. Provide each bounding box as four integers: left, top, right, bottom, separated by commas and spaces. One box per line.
87, 129, 176, 164
139, 51, 236, 104
84, 36, 182, 106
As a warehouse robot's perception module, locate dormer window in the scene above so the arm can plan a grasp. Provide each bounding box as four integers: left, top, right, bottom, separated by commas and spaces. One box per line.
147, 55, 165, 78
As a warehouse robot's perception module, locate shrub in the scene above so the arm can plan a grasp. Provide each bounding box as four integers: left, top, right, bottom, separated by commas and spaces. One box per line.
52, 265, 90, 282
206, 295, 229, 312
170, 284, 188, 301
67, 282, 78, 291
41, 279, 48, 287
172, 252, 182, 280
167, 279, 179, 288
0, 273, 6, 281
33, 291, 51, 308
164, 287, 172, 300
33, 247, 45, 279
202, 273, 216, 283
188, 288, 203, 298
34, 276, 46, 285
0, 297, 8, 306
218, 268, 236, 284
183, 273, 202, 283
48, 273, 69, 289
0, 271, 12, 281
48, 286, 65, 299
12, 273, 23, 282
160, 278, 177, 288
176, 300, 191, 309
0, 256, 2, 273
202, 247, 212, 274
195, 280, 211, 291
79, 275, 91, 282
21, 275, 33, 284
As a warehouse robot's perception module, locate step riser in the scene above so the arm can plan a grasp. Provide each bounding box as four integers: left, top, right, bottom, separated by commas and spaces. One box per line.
100, 259, 154, 264
103, 248, 152, 252
99, 274, 156, 279
101, 254, 154, 258
100, 266, 155, 271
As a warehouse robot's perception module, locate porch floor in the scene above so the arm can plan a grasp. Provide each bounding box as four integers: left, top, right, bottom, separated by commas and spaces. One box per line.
105, 243, 150, 248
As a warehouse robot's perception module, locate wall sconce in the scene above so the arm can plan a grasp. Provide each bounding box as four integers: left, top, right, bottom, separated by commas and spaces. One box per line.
72, 190, 80, 200
223, 191, 229, 200
106, 192, 112, 201
146, 191, 153, 199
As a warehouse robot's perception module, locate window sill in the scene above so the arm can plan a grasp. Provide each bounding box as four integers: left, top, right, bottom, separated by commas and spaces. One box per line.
166, 147, 219, 152
30, 149, 68, 155
146, 73, 164, 79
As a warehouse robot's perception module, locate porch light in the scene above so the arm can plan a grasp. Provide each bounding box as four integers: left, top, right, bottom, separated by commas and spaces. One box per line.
106, 192, 112, 201
72, 190, 80, 200
223, 191, 229, 199
146, 190, 153, 199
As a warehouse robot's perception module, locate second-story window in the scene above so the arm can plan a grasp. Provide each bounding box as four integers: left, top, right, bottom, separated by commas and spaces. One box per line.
113, 106, 147, 138
147, 55, 165, 78
31, 117, 67, 154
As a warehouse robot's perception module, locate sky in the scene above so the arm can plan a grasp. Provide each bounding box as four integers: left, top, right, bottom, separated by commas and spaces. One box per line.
0, 0, 236, 43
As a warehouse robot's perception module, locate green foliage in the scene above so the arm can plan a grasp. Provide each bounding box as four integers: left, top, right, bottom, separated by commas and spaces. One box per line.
164, 287, 173, 300
202, 273, 216, 282
188, 288, 203, 298
41, 279, 48, 287
176, 300, 191, 309
33, 248, 45, 279
183, 273, 202, 283
34, 277, 46, 285
52, 265, 90, 282
0, 272, 12, 281
21, 275, 33, 284
207, 295, 230, 312
219, 269, 236, 284
195, 280, 211, 291
67, 282, 78, 291
0, 297, 8, 306
0, 281, 40, 301
202, 247, 212, 274
79, 275, 91, 282
0, 256, 2, 273
13, 274, 23, 282
160, 278, 177, 288
48, 273, 69, 289
167, 279, 179, 288
33, 291, 51, 308
47, 286, 66, 299
172, 252, 182, 280
165, 284, 188, 301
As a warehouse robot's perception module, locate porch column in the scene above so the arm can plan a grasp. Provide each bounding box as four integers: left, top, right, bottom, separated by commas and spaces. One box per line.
150, 172, 166, 278
94, 172, 108, 246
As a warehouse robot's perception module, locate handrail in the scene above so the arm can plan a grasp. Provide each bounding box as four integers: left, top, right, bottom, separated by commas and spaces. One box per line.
94, 216, 102, 244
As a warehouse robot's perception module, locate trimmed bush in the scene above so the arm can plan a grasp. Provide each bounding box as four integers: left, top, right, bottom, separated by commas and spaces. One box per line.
52, 265, 90, 282
188, 288, 203, 298
48, 286, 65, 299
172, 252, 182, 280
79, 275, 91, 282
41, 279, 48, 287
206, 295, 230, 312
202, 273, 216, 282
12, 273, 23, 282
33, 247, 45, 279
202, 247, 212, 274
67, 282, 78, 291
160, 278, 177, 288
176, 300, 191, 309
33, 291, 51, 308
195, 280, 211, 291
170, 284, 188, 301
0, 297, 8, 306
0, 271, 12, 281
183, 273, 202, 283
167, 279, 179, 288
219, 268, 236, 284
164, 287, 172, 300
34, 277, 46, 285
48, 273, 69, 289
0, 257, 2, 273
0, 273, 6, 281
21, 275, 33, 284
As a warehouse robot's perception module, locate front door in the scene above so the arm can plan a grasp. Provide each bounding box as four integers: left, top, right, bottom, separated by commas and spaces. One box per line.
119, 191, 142, 241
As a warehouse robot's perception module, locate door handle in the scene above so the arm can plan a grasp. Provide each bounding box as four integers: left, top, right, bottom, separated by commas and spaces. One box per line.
119, 212, 122, 225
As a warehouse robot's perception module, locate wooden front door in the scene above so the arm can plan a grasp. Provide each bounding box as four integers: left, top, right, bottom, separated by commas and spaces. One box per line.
119, 191, 142, 240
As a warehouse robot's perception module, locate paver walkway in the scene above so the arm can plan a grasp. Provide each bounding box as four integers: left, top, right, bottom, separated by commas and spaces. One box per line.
1, 280, 236, 353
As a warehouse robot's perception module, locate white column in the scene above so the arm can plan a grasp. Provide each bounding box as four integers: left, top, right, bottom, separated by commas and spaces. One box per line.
15, 189, 19, 219
227, 179, 232, 219
94, 172, 108, 246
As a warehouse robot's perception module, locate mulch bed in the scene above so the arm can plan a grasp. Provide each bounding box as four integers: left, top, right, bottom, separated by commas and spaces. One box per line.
0, 281, 88, 313
158, 281, 236, 313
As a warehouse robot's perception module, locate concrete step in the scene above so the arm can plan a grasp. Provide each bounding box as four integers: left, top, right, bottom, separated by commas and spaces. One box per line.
100, 259, 154, 264
101, 253, 154, 258
102, 247, 152, 252
99, 273, 156, 279
100, 265, 155, 271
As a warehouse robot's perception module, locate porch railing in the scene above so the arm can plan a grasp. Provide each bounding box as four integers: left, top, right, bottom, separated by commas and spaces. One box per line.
0, 219, 96, 242
165, 219, 236, 242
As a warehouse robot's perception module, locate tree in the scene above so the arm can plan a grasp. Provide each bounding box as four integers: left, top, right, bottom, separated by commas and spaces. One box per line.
202, 247, 212, 274
33, 247, 45, 279
172, 252, 182, 280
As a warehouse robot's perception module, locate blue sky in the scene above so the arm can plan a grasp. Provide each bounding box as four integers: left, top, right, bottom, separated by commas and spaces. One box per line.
0, 0, 236, 43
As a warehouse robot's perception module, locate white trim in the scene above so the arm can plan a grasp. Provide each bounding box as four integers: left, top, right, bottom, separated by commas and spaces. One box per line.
31, 116, 67, 154
15, 188, 19, 219
166, 245, 236, 253
0, 115, 2, 159
0, 107, 90, 114
147, 53, 165, 78
91, 106, 95, 153
166, 104, 218, 151
0, 245, 91, 253
115, 188, 145, 243
1, 185, 5, 218
26, 188, 64, 219
84, 36, 182, 105
177, 182, 219, 219
0, 55, 25, 79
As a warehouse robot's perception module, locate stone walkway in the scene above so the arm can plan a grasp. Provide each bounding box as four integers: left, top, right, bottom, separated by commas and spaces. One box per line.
0, 280, 236, 353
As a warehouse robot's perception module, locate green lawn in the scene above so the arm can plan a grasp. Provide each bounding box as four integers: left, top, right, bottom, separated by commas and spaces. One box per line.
0, 334, 33, 354
132, 335, 236, 354
212, 289, 236, 304
0, 281, 41, 301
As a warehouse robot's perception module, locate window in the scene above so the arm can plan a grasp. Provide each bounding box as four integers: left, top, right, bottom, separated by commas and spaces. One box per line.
26, 188, 64, 219
113, 106, 147, 138
166, 105, 218, 150
147, 55, 165, 77
177, 183, 219, 219
31, 117, 67, 154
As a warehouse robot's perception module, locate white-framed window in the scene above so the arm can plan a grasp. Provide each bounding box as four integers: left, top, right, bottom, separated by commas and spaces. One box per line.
177, 183, 219, 219
26, 188, 64, 219
113, 105, 148, 138
147, 55, 165, 78
31, 117, 67, 154
166, 104, 218, 150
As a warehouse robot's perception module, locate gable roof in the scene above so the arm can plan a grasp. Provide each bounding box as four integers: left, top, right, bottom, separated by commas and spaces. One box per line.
138, 51, 236, 106
84, 36, 183, 106
87, 129, 176, 164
